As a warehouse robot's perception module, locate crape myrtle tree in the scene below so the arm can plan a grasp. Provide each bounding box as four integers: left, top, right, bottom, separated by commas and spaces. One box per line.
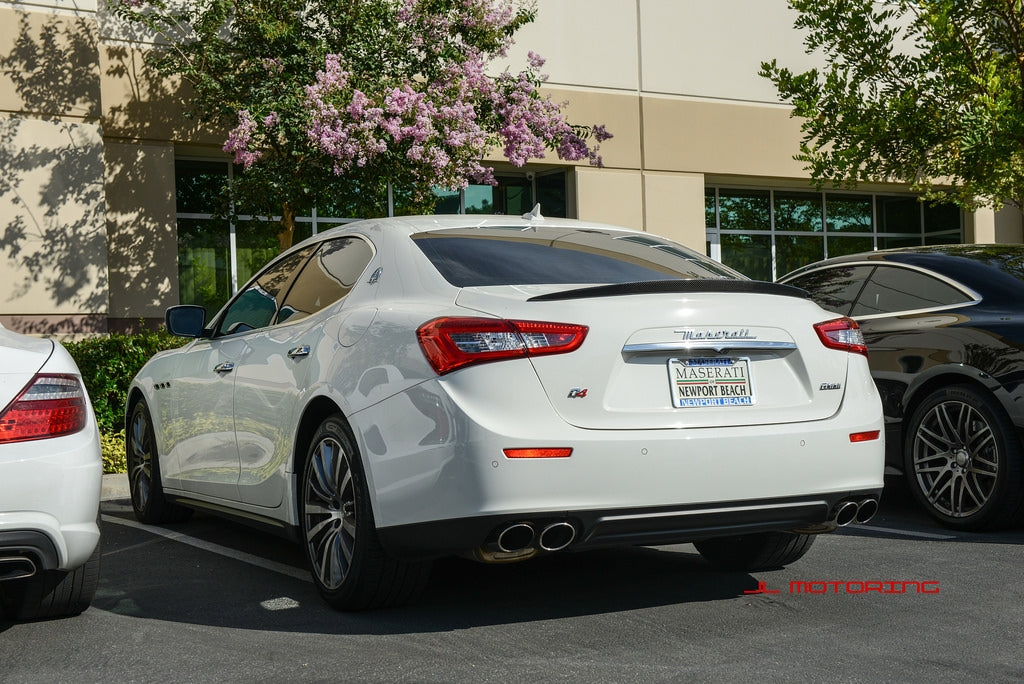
760, 0, 1024, 213
113, 0, 611, 249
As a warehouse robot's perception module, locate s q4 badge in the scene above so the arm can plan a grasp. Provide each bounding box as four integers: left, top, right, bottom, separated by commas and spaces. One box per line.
567, 388, 589, 398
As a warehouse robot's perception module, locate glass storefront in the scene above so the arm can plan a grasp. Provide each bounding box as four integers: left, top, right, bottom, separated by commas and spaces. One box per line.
705, 187, 962, 280
174, 159, 568, 312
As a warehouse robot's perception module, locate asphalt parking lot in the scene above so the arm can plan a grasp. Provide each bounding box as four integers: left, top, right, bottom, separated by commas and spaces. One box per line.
2, 475, 1023, 683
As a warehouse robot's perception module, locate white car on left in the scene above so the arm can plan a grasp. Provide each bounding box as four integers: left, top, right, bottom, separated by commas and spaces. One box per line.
0, 322, 102, 620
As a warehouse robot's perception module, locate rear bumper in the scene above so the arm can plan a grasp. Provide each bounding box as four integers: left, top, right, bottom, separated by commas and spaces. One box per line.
0, 427, 102, 572
377, 489, 883, 560
353, 363, 884, 559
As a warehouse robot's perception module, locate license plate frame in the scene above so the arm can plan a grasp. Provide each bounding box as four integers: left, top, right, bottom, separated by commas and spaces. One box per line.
668, 356, 754, 408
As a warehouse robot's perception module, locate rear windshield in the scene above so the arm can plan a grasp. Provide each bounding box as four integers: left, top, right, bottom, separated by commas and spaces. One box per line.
412, 228, 741, 287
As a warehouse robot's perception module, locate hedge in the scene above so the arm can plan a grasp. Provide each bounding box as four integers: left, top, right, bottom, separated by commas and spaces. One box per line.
63, 328, 185, 473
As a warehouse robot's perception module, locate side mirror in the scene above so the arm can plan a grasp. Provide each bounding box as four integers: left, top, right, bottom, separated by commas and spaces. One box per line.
165, 305, 207, 338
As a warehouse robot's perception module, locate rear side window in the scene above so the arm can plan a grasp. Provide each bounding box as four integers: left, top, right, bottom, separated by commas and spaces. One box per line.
852, 265, 973, 316
278, 237, 374, 323
785, 265, 875, 316
412, 228, 740, 287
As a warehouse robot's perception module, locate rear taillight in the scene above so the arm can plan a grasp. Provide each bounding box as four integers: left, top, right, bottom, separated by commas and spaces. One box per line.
0, 374, 88, 444
417, 317, 588, 375
814, 317, 868, 356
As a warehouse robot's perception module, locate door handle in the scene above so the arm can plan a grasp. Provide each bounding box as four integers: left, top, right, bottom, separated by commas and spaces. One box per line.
214, 362, 235, 373
288, 345, 310, 359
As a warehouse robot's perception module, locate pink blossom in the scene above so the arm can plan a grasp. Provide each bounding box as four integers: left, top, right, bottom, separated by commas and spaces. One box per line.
223, 110, 262, 169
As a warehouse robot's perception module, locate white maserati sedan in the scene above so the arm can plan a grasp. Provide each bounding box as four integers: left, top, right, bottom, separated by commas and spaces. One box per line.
0, 324, 102, 620
127, 213, 884, 610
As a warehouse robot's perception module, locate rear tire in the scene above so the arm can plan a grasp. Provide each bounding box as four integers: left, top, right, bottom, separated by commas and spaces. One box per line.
126, 400, 192, 524
694, 531, 815, 571
1, 541, 101, 621
904, 384, 1024, 531
301, 415, 430, 610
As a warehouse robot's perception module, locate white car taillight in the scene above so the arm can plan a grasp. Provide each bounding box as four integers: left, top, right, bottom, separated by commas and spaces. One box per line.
0, 374, 88, 444
814, 317, 868, 356
417, 317, 588, 375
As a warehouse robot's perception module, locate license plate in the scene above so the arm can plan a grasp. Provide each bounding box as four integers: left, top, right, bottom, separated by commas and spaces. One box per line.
669, 357, 754, 408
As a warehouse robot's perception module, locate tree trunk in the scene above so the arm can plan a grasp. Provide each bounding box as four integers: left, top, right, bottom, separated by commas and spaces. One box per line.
278, 201, 296, 251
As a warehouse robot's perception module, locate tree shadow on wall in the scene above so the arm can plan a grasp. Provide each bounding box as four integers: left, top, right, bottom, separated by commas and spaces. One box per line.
0, 12, 108, 333
100, 8, 211, 332
2, 9, 201, 334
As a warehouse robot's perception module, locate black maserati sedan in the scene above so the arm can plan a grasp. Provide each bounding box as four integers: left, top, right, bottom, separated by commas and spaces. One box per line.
780, 244, 1024, 531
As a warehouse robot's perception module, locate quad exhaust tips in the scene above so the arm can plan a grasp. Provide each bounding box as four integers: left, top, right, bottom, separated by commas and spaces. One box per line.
0, 556, 37, 581
832, 497, 879, 526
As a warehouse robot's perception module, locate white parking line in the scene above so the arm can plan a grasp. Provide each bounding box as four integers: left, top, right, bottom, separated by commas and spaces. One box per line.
102, 514, 312, 583
850, 524, 956, 540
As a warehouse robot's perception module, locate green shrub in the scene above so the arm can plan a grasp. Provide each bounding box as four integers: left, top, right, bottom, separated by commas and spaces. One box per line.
101, 429, 127, 474
64, 328, 185, 473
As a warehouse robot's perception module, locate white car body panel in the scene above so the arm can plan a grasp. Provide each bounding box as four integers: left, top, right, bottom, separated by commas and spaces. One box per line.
128, 215, 884, 565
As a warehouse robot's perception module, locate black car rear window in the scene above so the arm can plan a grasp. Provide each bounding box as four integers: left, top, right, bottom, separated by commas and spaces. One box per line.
412, 229, 739, 287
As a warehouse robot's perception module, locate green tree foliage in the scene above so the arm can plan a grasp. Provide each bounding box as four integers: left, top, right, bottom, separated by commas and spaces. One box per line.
761, 0, 1024, 211
112, 0, 608, 248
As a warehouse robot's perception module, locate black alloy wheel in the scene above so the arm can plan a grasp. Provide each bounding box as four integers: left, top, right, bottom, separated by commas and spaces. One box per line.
126, 400, 192, 524
904, 385, 1024, 531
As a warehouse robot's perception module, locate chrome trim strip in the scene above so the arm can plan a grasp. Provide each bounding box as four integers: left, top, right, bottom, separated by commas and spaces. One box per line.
622, 341, 798, 353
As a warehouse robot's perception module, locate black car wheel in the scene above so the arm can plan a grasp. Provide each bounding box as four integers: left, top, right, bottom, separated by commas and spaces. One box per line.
301, 415, 430, 610
904, 384, 1024, 530
126, 400, 192, 524
694, 531, 815, 571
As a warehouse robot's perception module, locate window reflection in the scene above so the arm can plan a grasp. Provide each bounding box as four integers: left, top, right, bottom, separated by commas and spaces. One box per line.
722, 234, 771, 281
706, 187, 963, 280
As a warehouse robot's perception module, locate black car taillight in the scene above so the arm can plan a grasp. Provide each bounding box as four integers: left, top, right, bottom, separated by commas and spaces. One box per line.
0, 374, 88, 444
417, 317, 588, 375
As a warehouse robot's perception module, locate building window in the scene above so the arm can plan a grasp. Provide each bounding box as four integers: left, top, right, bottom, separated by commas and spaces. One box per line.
705, 187, 962, 281
174, 159, 568, 312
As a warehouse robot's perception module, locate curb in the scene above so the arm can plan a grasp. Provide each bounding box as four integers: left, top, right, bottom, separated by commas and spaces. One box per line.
102, 473, 130, 501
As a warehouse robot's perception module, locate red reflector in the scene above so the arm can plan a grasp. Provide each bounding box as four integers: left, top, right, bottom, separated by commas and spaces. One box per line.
849, 430, 880, 443
503, 448, 573, 459
0, 374, 88, 444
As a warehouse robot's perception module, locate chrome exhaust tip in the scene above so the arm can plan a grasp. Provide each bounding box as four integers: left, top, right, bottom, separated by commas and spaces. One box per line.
855, 498, 879, 524
0, 556, 37, 581
497, 523, 535, 553
538, 521, 576, 552
833, 501, 859, 527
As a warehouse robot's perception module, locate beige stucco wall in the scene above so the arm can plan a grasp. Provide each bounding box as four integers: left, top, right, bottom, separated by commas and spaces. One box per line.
104, 141, 179, 321
966, 206, 1024, 244
0, 116, 109, 328
0, 2, 109, 333
642, 172, 707, 249
641, 96, 806, 178
0, 4, 101, 120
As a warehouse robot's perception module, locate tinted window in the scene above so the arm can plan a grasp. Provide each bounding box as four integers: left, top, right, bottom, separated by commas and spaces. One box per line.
412, 228, 740, 287
784, 265, 875, 316
217, 246, 317, 335
851, 266, 972, 316
278, 237, 374, 323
